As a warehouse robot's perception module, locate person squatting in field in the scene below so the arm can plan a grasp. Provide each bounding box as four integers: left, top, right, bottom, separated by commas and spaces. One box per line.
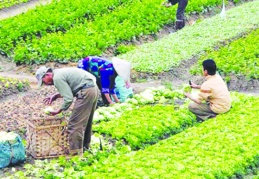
77, 56, 133, 106
184, 59, 232, 121
36, 67, 98, 156
164, 0, 188, 30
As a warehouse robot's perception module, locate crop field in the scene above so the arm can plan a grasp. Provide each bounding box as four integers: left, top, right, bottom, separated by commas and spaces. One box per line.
1, 0, 259, 178
0, 0, 29, 10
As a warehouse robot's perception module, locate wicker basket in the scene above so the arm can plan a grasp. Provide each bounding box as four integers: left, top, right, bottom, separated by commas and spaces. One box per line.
26, 117, 69, 159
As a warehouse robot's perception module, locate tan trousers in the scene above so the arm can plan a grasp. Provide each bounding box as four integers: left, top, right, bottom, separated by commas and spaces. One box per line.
188, 102, 217, 121
67, 86, 98, 155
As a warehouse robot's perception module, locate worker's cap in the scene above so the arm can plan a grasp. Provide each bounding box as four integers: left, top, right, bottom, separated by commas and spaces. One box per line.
112, 57, 131, 82
35, 66, 52, 87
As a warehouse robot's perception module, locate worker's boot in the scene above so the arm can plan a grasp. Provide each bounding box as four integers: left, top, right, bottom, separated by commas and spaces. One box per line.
175, 19, 185, 30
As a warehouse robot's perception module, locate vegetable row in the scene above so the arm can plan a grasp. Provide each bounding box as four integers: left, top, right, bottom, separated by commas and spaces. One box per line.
1, 0, 231, 64
94, 104, 195, 149
120, 0, 259, 73
0, 76, 30, 99
58, 93, 259, 178
7, 92, 259, 178
0, 0, 130, 55
0, 0, 29, 10
191, 28, 259, 79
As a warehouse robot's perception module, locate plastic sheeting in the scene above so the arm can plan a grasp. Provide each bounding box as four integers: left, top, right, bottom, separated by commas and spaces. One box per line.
0, 132, 26, 168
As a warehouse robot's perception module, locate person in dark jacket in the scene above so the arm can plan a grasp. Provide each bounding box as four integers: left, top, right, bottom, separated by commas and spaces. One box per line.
164, 0, 188, 30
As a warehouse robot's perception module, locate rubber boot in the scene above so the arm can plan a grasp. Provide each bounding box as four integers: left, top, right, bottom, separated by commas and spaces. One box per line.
175, 19, 185, 30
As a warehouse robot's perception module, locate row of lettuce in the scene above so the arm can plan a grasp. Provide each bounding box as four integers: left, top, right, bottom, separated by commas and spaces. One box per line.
0, 0, 131, 53
0, 0, 237, 64
191, 27, 259, 79
0, 0, 29, 10
0, 76, 30, 98
120, 0, 259, 74
79, 92, 259, 179
93, 87, 194, 149
4, 87, 259, 178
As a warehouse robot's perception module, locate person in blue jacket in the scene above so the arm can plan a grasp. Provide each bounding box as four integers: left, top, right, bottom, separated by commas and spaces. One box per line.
78, 56, 132, 105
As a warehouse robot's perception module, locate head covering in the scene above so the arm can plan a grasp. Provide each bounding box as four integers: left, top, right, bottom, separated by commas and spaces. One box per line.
112, 57, 131, 82
35, 66, 52, 87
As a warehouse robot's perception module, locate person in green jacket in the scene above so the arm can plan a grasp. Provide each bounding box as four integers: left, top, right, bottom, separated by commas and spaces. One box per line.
36, 67, 98, 156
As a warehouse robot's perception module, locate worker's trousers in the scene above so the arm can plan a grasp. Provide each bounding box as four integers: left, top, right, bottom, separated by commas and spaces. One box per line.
188, 102, 217, 122
176, 0, 188, 30
68, 86, 98, 155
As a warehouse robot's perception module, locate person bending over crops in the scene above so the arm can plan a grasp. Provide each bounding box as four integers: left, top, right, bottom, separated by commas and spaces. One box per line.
184, 59, 231, 121
77, 56, 132, 105
36, 67, 98, 156
164, 0, 188, 30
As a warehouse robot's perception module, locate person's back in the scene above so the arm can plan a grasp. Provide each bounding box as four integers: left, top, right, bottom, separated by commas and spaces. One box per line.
78, 56, 119, 105
78, 56, 133, 105
199, 74, 231, 114
53, 68, 96, 96
77, 56, 113, 78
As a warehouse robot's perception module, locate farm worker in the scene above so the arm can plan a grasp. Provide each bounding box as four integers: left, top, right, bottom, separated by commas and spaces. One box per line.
77, 56, 133, 105
35, 67, 98, 156
164, 0, 188, 30
184, 59, 231, 121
